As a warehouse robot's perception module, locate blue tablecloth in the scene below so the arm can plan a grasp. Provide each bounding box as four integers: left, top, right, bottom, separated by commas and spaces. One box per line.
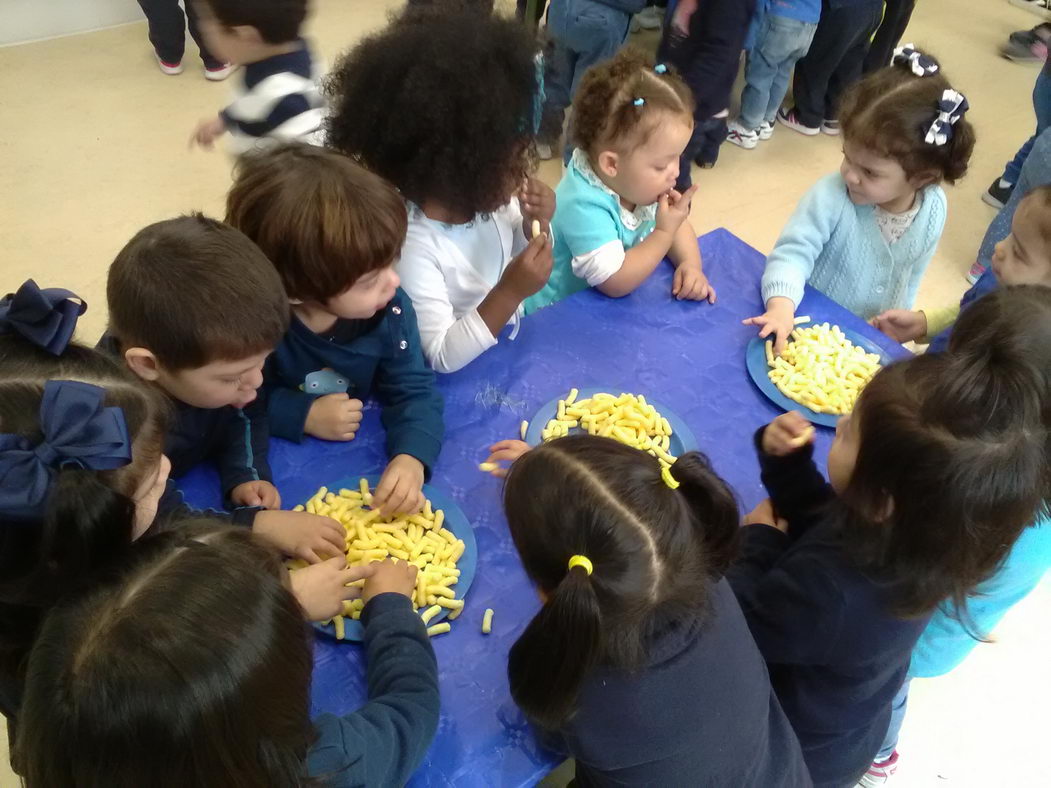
177, 227, 910, 787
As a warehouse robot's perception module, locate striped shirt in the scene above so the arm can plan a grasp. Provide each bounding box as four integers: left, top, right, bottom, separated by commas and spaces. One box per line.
220, 40, 325, 155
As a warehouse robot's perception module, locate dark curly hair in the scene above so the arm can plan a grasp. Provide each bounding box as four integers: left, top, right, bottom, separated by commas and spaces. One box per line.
324, 8, 539, 218
839, 47, 975, 185
572, 46, 694, 155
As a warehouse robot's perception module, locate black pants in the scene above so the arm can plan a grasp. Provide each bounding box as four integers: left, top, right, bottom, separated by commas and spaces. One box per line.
791, 0, 883, 127
137, 0, 221, 68
863, 0, 917, 73
678, 117, 727, 189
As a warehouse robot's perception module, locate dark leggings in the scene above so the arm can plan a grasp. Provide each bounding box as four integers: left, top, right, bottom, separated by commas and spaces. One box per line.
136, 0, 222, 69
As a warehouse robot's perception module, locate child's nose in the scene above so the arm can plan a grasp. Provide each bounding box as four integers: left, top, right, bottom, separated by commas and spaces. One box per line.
243, 366, 264, 390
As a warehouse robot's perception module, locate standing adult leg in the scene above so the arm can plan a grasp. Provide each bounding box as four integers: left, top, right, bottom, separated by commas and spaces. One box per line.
137, 0, 188, 65
791, 0, 854, 128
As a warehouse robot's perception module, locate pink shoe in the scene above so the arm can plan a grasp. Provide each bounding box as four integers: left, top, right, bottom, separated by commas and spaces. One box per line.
857, 750, 899, 786
966, 260, 987, 285
155, 54, 183, 75
205, 63, 236, 81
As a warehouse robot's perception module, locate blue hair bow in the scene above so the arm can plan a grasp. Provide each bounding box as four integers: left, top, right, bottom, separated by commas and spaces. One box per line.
0, 380, 132, 520
0, 279, 86, 355
892, 44, 939, 77
925, 89, 969, 146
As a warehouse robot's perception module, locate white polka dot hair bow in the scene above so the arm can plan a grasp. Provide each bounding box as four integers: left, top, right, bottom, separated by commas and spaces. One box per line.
892, 44, 939, 77
925, 89, 969, 146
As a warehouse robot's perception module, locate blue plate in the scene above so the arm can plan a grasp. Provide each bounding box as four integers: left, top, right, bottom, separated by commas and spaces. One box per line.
307, 475, 478, 643
525, 387, 697, 455
746, 322, 892, 428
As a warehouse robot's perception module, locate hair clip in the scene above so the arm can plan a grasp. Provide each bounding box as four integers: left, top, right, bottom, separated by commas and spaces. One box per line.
0, 280, 86, 356
567, 554, 593, 576
654, 63, 667, 74
892, 44, 939, 77
925, 89, 969, 146
633, 97, 645, 107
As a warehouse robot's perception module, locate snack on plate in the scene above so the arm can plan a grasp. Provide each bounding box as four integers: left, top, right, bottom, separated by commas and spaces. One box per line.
288, 480, 466, 638
766, 323, 882, 415
540, 388, 677, 468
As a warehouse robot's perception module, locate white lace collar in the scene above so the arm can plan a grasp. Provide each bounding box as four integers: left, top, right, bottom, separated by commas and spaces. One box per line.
571, 148, 657, 230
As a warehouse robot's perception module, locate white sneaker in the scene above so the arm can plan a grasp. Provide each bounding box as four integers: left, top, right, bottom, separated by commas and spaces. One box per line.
758, 121, 775, 141
155, 54, 183, 75
204, 62, 236, 81
726, 120, 759, 150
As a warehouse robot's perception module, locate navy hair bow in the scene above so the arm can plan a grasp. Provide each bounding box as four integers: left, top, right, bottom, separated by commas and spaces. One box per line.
0, 279, 86, 355
925, 89, 969, 146
892, 44, 939, 77
0, 380, 132, 521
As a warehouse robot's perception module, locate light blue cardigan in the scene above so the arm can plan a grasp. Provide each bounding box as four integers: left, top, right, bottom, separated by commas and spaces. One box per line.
761, 173, 947, 319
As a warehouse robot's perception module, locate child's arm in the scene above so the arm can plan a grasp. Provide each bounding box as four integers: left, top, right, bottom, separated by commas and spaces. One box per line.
219, 397, 280, 509
756, 413, 833, 533
263, 356, 364, 443
190, 114, 226, 150
871, 304, 959, 344
307, 562, 440, 786
668, 218, 715, 302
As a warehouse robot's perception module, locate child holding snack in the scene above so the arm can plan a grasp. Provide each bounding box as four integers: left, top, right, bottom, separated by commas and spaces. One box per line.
747, 46, 975, 352
14, 525, 440, 786
727, 349, 1047, 786
225, 143, 444, 517
527, 48, 716, 311
325, 8, 555, 373
484, 436, 811, 785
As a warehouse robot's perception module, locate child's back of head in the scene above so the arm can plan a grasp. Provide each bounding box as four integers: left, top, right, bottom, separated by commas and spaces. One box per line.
15, 523, 314, 787
503, 435, 739, 729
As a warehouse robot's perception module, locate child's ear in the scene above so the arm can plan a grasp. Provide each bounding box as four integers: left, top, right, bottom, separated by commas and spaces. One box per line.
596, 150, 619, 178
124, 347, 162, 382
909, 170, 938, 190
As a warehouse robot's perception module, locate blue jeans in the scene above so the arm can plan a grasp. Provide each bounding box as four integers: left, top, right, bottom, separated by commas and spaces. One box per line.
739, 15, 817, 130
1002, 68, 1051, 185
875, 678, 911, 761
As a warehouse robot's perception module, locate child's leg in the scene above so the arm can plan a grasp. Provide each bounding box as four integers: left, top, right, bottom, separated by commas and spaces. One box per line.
876, 678, 911, 762
184, 0, 224, 69
1002, 68, 1051, 186
748, 16, 818, 128
136, 0, 187, 65
739, 18, 779, 131
538, 38, 575, 147
791, 0, 858, 128
863, 0, 917, 74
823, 0, 883, 122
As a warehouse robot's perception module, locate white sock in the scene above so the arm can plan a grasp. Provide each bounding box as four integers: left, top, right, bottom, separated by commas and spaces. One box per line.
999, 178, 1014, 189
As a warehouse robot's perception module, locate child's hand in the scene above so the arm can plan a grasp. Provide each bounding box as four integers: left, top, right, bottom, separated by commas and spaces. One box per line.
289, 558, 371, 622
655, 185, 698, 236
305, 393, 364, 442
742, 498, 789, 533
762, 411, 815, 457
743, 296, 796, 354
482, 439, 532, 478
373, 454, 425, 516
230, 480, 281, 509
189, 115, 226, 150
499, 232, 554, 301
253, 510, 346, 563
519, 178, 556, 235
871, 309, 927, 344
672, 264, 716, 303
362, 558, 419, 605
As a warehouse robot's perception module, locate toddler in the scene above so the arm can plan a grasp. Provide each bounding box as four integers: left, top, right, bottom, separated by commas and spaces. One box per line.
747, 47, 975, 351
226, 143, 444, 516
325, 8, 555, 373
527, 48, 715, 312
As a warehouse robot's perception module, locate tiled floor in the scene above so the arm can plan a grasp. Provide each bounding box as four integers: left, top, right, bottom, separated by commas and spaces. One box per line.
2, 1, 1049, 785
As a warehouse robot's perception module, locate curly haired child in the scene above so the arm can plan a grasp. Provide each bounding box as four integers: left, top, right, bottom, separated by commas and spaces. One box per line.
325, 8, 555, 374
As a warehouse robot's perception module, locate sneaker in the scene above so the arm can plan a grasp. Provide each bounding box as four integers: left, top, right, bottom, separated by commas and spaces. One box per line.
1010, 0, 1051, 19
856, 751, 899, 787
966, 260, 987, 285
1000, 38, 1048, 62
726, 120, 759, 149
758, 121, 775, 141
155, 54, 183, 75
777, 107, 820, 136
693, 158, 716, 169
821, 119, 841, 136
204, 62, 236, 81
536, 141, 555, 161
1011, 23, 1051, 46
982, 177, 1014, 209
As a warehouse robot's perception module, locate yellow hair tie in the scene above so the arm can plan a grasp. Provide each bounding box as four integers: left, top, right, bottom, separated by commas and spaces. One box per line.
661, 465, 680, 490
567, 554, 593, 576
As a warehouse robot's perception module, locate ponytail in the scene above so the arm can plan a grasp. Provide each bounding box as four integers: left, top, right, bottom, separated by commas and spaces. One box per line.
508, 564, 603, 729
668, 452, 740, 575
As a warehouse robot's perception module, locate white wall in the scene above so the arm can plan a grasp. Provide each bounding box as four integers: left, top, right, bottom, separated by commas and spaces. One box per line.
0, 0, 144, 47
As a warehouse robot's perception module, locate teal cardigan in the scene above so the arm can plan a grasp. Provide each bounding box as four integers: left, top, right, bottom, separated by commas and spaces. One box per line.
761, 173, 947, 319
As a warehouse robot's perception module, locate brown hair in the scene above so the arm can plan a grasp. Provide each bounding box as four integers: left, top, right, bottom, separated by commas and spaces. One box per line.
1016, 185, 1051, 249
198, 0, 307, 44
839, 49, 975, 184
572, 47, 694, 155
107, 214, 289, 370
225, 143, 408, 303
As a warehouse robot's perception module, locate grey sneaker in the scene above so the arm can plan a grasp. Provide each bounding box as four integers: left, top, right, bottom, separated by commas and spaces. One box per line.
821, 119, 841, 136
758, 121, 775, 140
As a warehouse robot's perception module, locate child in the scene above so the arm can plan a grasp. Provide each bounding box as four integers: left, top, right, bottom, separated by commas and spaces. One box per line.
776, 0, 883, 135
660, 0, 755, 169
536, 0, 645, 162
862, 285, 1051, 784
136, 0, 233, 79
102, 216, 346, 563
727, 0, 821, 149
488, 436, 811, 785
324, 8, 556, 374
189, 0, 324, 154
526, 48, 716, 312
726, 351, 1048, 786
14, 524, 440, 786
873, 185, 1051, 349
747, 48, 975, 352
225, 144, 444, 517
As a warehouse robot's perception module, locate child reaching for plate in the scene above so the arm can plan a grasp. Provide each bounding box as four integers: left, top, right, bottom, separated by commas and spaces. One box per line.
747, 46, 975, 352
526, 47, 716, 312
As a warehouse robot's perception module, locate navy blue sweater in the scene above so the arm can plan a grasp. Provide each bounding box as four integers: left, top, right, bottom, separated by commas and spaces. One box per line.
264, 290, 444, 473
554, 580, 812, 786
726, 432, 930, 787
307, 593, 440, 785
